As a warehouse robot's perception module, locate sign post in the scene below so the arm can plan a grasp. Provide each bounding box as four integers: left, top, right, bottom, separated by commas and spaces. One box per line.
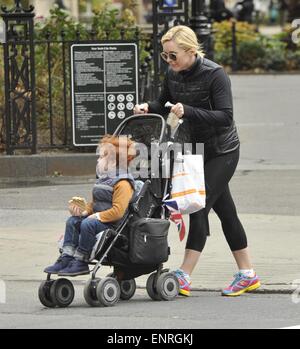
70, 42, 139, 146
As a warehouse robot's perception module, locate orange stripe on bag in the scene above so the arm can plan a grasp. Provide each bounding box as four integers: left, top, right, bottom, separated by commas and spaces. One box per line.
172, 189, 206, 198
172, 172, 189, 178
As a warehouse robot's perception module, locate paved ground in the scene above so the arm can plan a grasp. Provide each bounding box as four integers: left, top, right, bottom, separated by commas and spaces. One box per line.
1, 282, 300, 329
0, 170, 299, 291
231, 75, 300, 169
0, 75, 300, 329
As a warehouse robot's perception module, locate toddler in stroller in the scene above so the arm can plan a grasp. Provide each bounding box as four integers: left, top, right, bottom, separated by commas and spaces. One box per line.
43, 135, 137, 277
39, 114, 179, 308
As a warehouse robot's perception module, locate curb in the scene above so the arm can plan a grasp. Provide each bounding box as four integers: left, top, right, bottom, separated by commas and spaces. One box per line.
6, 279, 293, 295
1, 153, 300, 182
189, 288, 294, 295
0, 154, 97, 179
0, 175, 95, 188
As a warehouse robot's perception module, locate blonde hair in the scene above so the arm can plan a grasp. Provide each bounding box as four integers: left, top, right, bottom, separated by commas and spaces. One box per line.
161, 25, 205, 58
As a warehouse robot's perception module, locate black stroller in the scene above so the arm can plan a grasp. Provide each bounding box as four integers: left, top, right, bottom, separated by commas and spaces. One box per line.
38, 114, 181, 308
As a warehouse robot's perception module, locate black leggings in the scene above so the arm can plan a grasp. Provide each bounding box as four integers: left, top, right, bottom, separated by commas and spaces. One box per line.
186, 148, 248, 252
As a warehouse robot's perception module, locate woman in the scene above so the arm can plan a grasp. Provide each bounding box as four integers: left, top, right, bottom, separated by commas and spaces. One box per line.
134, 25, 260, 297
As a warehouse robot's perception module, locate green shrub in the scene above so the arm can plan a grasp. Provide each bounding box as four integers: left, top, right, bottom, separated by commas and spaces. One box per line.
214, 48, 232, 68
213, 19, 300, 71
261, 36, 287, 71
213, 20, 260, 69
237, 39, 266, 70
236, 36, 287, 71
285, 50, 300, 70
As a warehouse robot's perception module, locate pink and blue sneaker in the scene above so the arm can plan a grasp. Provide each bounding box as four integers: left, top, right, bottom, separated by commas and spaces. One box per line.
174, 269, 191, 296
222, 272, 261, 297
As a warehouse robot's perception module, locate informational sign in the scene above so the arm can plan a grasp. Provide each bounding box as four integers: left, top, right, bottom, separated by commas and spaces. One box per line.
71, 43, 139, 146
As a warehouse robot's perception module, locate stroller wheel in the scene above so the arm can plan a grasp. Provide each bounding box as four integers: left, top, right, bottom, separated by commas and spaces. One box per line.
49, 278, 75, 308
156, 272, 179, 301
84, 278, 101, 307
96, 277, 120, 307
146, 273, 162, 301
120, 279, 136, 300
106, 272, 136, 301
38, 280, 56, 308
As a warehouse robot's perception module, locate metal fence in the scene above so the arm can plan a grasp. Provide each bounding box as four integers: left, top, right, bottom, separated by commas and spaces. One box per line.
0, 2, 154, 154
1, 1, 241, 155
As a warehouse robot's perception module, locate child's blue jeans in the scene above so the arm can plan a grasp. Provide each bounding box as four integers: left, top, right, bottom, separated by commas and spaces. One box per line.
62, 216, 110, 262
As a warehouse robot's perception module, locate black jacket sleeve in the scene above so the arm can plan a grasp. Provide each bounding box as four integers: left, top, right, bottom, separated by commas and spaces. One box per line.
183, 68, 234, 127
147, 76, 171, 116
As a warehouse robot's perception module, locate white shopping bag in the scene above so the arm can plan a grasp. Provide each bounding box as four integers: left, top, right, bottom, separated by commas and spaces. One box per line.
165, 154, 206, 215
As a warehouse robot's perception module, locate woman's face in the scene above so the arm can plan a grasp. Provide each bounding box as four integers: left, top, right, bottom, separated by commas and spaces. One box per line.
162, 40, 196, 72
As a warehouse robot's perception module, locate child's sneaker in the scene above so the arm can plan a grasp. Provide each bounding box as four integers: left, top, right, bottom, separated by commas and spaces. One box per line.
222, 272, 261, 297
44, 255, 74, 274
174, 269, 191, 296
58, 259, 90, 276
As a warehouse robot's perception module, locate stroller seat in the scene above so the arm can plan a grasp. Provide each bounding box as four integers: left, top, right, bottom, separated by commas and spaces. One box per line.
89, 180, 145, 263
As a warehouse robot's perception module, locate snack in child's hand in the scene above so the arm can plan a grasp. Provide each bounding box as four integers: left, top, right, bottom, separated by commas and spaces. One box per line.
68, 196, 87, 211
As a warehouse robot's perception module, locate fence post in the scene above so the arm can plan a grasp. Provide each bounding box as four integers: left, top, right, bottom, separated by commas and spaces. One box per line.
231, 19, 238, 72
190, 0, 214, 60
151, 0, 189, 99
0, 0, 36, 154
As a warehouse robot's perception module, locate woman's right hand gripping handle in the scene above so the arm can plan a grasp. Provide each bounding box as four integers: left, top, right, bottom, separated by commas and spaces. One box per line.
133, 103, 149, 114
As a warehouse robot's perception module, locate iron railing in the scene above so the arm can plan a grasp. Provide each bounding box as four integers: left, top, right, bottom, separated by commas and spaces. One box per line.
0, 1, 155, 154
2, 1, 236, 155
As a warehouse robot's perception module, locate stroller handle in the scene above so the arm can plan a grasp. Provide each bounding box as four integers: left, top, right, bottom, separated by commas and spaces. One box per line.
113, 114, 167, 144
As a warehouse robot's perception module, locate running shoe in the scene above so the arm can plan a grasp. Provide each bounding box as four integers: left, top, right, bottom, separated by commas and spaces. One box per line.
222, 272, 261, 296
174, 269, 191, 296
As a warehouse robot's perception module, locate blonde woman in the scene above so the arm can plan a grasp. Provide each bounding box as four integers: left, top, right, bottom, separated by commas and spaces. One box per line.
134, 25, 260, 297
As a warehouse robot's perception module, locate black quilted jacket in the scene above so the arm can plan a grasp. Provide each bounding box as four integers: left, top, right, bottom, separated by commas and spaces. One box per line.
148, 56, 240, 160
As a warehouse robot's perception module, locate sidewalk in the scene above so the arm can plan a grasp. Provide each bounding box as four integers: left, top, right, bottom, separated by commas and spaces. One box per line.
0, 170, 299, 294
0, 210, 299, 294
0, 75, 300, 295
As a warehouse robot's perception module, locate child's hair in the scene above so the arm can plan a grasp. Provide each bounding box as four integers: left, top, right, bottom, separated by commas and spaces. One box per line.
161, 25, 205, 58
99, 135, 136, 166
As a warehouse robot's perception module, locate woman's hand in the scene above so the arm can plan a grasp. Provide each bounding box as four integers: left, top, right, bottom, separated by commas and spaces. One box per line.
133, 103, 149, 114
68, 203, 83, 217
171, 103, 184, 118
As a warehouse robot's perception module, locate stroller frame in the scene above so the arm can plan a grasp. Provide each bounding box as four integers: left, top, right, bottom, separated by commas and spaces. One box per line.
39, 114, 180, 308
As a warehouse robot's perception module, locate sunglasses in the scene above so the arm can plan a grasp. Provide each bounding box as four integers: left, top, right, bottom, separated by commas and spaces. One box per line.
160, 51, 178, 62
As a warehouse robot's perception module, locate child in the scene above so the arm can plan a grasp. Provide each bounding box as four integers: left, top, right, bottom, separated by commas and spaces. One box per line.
44, 135, 137, 276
